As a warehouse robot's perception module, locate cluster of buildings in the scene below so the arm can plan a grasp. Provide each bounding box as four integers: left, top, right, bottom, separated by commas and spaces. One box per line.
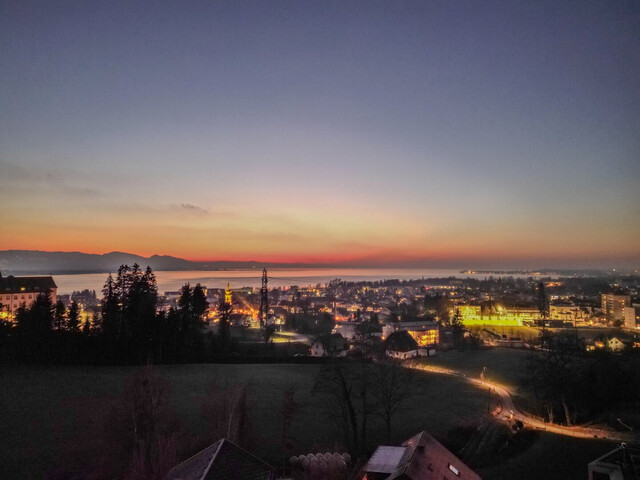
452, 293, 636, 328
163, 430, 640, 480
308, 319, 440, 360
164, 430, 482, 480
2, 274, 638, 355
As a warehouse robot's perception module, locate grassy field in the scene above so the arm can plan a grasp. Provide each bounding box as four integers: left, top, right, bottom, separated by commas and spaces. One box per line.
424, 347, 532, 391
476, 432, 615, 480
472, 325, 630, 345
0, 363, 485, 479
0, 361, 617, 480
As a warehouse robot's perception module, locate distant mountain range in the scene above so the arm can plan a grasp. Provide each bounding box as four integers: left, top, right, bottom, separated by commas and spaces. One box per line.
0, 250, 322, 275
1, 250, 631, 276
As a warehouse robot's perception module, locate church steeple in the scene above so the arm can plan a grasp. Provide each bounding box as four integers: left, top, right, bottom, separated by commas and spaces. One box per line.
225, 283, 232, 305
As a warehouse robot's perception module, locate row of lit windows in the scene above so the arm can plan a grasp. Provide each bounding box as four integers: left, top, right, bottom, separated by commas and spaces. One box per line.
3, 295, 34, 301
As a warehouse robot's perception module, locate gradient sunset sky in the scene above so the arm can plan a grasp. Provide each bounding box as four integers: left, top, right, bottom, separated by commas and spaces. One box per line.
1, 1, 639, 268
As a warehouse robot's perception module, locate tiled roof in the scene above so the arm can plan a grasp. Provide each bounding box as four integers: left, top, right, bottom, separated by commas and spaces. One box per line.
364, 431, 482, 480
314, 333, 348, 350
384, 331, 418, 352
396, 431, 481, 480
0, 275, 57, 293
366, 446, 407, 474
165, 438, 274, 480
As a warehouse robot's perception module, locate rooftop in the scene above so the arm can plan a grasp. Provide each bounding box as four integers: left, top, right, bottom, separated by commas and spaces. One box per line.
164, 438, 274, 480
364, 431, 481, 480
0, 274, 57, 293
589, 443, 640, 480
384, 331, 418, 353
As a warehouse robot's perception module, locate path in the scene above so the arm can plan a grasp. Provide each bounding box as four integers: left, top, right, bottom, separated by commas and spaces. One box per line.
414, 363, 636, 442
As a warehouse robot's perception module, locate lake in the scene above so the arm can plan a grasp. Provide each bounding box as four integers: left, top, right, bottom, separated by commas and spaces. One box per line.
52, 268, 541, 294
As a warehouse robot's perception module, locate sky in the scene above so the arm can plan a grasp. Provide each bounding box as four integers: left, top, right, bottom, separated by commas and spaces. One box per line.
1, 0, 639, 269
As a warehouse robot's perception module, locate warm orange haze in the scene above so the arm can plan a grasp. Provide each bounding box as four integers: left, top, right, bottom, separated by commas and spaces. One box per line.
1, 202, 638, 268
2, 2, 640, 480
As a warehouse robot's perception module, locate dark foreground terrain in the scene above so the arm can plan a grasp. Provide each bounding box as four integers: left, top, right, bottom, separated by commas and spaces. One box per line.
0, 363, 615, 479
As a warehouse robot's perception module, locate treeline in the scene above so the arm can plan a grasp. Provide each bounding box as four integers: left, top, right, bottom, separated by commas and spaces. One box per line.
0, 264, 234, 365
521, 332, 640, 426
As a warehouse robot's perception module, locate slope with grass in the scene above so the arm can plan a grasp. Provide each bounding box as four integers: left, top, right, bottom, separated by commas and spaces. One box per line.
0, 363, 484, 479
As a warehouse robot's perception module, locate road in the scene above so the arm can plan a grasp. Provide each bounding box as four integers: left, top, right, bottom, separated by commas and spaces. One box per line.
414, 363, 636, 442
273, 331, 314, 345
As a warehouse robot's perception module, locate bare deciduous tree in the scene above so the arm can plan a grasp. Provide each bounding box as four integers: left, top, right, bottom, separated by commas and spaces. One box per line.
280, 383, 299, 451
312, 364, 362, 453
373, 359, 422, 442
104, 365, 181, 480
200, 376, 254, 448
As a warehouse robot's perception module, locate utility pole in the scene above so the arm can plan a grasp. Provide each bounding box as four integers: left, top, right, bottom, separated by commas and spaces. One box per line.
259, 268, 268, 328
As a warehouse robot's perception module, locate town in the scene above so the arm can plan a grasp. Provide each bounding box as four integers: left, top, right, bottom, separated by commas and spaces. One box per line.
3, 1, 639, 478
6, 269, 636, 354
1, 268, 639, 479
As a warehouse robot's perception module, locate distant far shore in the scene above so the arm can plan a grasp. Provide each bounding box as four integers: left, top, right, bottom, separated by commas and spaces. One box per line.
1, 249, 636, 277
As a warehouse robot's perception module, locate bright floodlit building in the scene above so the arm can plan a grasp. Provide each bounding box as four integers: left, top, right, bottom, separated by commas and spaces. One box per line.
452, 304, 539, 326
381, 320, 439, 347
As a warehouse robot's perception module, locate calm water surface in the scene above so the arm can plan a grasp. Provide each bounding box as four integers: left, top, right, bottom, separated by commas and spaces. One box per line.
53, 268, 541, 294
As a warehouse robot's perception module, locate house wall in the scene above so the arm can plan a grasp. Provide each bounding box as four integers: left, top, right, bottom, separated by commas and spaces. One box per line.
1, 289, 58, 314
623, 306, 637, 329
417, 347, 436, 357
310, 343, 325, 357
386, 349, 418, 360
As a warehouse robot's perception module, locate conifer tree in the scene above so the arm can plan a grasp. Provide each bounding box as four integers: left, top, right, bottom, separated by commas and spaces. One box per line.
67, 301, 80, 333
537, 282, 550, 319
54, 300, 66, 331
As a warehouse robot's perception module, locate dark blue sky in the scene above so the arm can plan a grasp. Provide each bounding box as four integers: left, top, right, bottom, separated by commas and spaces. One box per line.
1, 1, 639, 267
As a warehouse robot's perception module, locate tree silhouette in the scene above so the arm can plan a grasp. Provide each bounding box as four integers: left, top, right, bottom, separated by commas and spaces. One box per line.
537, 282, 550, 319
54, 300, 66, 331
217, 300, 232, 354
67, 301, 80, 333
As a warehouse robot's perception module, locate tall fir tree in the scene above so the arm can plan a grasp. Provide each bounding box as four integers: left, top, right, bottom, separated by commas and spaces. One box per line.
537, 282, 550, 319
101, 273, 121, 358
15, 291, 54, 362
67, 301, 80, 333
192, 284, 209, 319
54, 300, 66, 331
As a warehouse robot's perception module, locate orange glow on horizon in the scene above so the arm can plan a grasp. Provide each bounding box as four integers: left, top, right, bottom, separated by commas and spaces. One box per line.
1, 199, 638, 268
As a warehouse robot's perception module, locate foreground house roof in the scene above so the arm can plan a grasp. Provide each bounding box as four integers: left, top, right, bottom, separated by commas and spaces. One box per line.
364, 431, 481, 480
588, 442, 640, 480
165, 438, 274, 480
0, 275, 57, 293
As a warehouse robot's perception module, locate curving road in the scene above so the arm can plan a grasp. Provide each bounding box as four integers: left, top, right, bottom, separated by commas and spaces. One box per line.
413, 363, 636, 442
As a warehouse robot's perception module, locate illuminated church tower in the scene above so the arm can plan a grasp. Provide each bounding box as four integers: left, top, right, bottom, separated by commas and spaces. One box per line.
225, 283, 232, 304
